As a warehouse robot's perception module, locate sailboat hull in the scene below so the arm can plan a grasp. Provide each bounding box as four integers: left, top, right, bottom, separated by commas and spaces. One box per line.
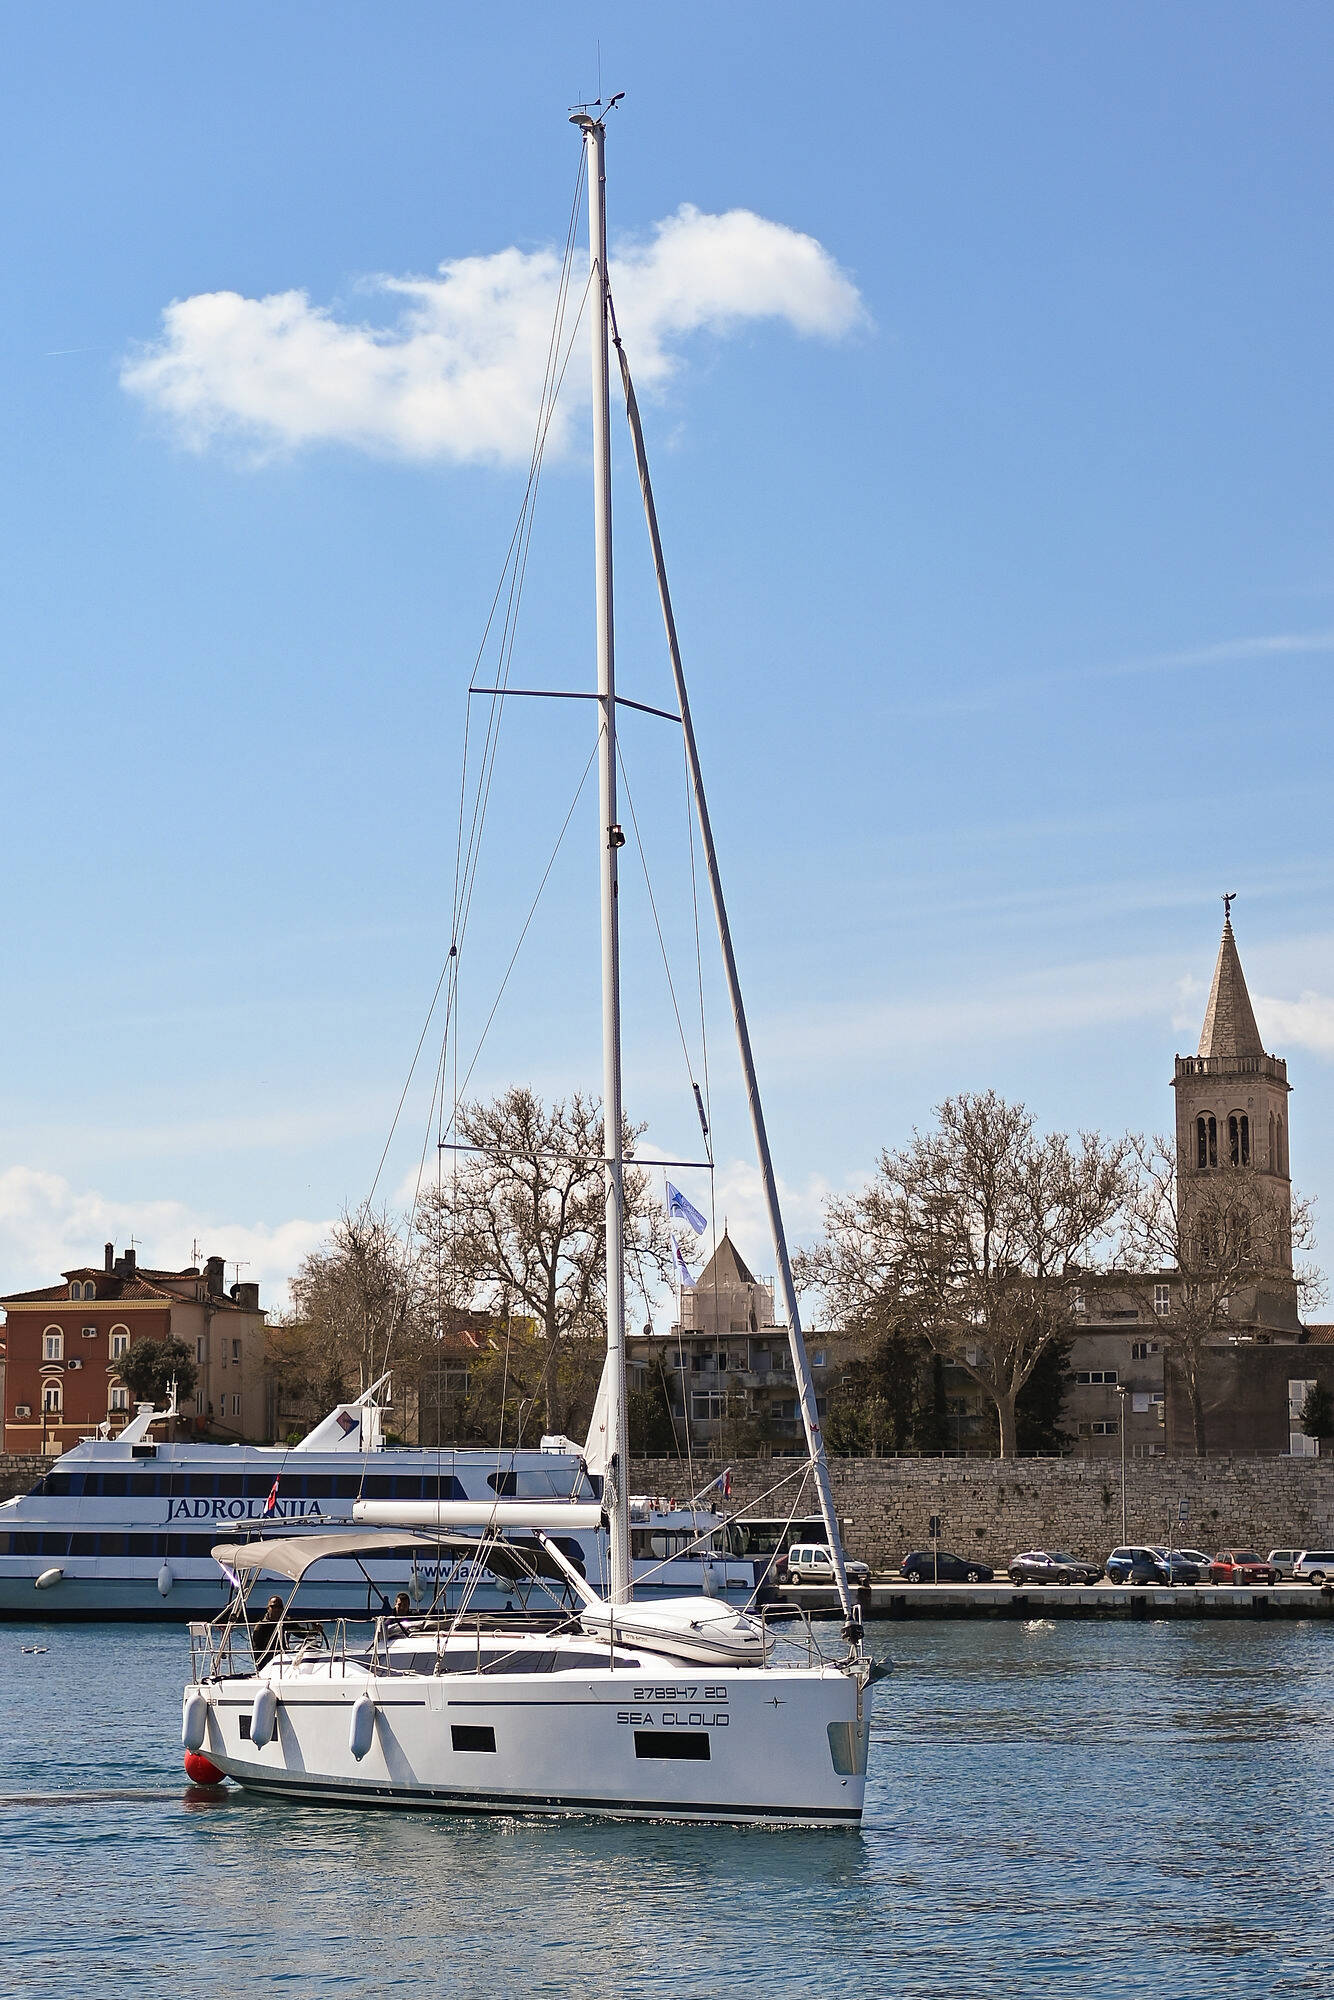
185, 1662, 871, 1827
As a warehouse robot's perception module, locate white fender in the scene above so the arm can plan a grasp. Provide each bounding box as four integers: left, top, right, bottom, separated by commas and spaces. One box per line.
250, 1684, 278, 1748
157, 1563, 174, 1597
182, 1692, 208, 1753
348, 1694, 376, 1761
34, 1568, 64, 1590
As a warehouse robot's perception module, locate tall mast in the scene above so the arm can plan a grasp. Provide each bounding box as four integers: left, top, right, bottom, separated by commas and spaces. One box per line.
573, 108, 631, 1605
609, 327, 856, 1630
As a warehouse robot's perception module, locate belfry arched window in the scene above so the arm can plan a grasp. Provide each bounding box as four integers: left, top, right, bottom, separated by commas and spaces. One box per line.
1277, 1115, 1287, 1175
1196, 1114, 1217, 1169
1269, 1110, 1276, 1170
1228, 1113, 1250, 1167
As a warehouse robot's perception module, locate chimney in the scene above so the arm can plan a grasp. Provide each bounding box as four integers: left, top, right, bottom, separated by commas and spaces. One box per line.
204, 1255, 226, 1297
230, 1281, 260, 1312
113, 1246, 136, 1280
104, 1242, 114, 1273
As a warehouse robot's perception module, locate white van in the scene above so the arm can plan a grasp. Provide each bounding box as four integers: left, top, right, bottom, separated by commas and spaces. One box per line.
785, 1544, 871, 1586
1292, 1550, 1334, 1584
1267, 1549, 1301, 1580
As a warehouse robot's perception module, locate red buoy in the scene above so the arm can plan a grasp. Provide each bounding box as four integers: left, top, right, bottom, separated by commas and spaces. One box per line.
183, 1750, 226, 1786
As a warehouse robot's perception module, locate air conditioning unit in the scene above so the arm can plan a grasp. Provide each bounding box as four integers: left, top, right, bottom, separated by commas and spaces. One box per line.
15, 1404, 31, 1418
68, 1358, 83, 1370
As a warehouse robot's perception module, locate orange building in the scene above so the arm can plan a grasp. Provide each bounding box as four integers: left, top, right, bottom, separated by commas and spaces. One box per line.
2, 1243, 267, 1455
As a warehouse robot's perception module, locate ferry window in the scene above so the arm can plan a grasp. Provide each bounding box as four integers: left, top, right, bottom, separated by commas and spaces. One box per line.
43, 1330, 64, 1361
487, 1470, 580, 1501
111, 1328, 130, 1358
40, 1472, 72, 1496
43, 1381, 63, 1413
451, 1726, 496, 1753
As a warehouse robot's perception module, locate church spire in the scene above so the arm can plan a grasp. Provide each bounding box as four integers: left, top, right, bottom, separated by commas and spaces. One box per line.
1197, 898, 1265, 1062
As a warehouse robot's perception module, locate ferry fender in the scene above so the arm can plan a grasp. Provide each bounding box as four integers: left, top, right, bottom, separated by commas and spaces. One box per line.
184, 1750, 226, 1786
157, 1563, 174, 1597
34, 1568, 64, 1590
250, 1684, 278, 1748
349, 1694, 376, 1761
182, 1692, 208, 1752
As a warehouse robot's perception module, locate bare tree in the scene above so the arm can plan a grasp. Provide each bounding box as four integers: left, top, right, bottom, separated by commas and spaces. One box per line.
417, 1086, 676, 1438
799, 1091, 1132, 1458
287, 1207, 426, 1412
1121, 1134, 1322, 1455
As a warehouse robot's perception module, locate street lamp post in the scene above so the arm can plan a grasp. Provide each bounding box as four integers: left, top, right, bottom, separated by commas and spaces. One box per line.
1116, 1383, 1129, 1545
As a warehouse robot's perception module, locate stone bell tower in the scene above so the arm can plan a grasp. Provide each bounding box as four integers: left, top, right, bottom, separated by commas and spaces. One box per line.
1171, 899, 1298, 1331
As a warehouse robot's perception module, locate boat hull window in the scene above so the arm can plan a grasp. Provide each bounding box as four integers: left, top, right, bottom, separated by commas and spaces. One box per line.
451, 1725, 496, 1753
633, 1731, 711, 1761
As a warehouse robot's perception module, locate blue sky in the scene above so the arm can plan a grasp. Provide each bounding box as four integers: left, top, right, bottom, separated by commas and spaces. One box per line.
3, 5, 1334, 1311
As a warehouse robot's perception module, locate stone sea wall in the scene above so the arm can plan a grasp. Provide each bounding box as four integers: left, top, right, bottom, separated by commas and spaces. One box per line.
0, 1454, 46, 1502
630, 1455, 1334, 1569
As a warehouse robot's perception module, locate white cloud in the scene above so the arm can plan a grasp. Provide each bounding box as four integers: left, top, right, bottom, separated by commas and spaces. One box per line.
120, 206, 864, 464
0, 1165, 331, 1313
1256, 991, 1334, 1057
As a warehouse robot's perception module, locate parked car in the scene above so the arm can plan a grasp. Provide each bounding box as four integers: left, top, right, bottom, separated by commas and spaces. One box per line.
1268, 1549, 1301, 1580
1210, 1550, 1281, 1587
1172, 1549, 1215, 1571
1008, 1550, 1103, 1586
1292, 1550, 1334, 1585
1105, 1546, 1202, 1585
783, 1544, 871, 1586
901, 1549, 995, 1584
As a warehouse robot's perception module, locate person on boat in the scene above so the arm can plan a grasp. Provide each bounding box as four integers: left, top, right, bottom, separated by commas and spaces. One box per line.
251, 1595, 286, 1665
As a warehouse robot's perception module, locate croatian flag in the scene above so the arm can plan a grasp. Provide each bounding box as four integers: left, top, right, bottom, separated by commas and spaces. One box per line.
666, 1181, 707, 1235
262, 1477, 280, 1518
672, 1238, 696, 1290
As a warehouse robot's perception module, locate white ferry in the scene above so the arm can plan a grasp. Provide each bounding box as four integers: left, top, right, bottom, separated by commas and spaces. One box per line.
0, 1378, 758, 1619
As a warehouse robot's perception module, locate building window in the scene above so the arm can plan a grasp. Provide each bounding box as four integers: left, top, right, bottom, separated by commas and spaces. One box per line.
42, 1381, 62, 1413
1091, 1419, 1118, 1435
196, 1337, 205, 1363
232, 1339, 242, 1362
690, 1393, 725, 1421
111, 1329, 130, 1358
43, 1330, 64, 1362
1197, 1114, 1218, 1169
1131, 1341, 1161, 1360
1072, 1288, 1086, 1316
1228, 1113, 1250, 1167
1277, 1115, 1287, 1175
1075, 1370, 1118, 1386
1219, 1296, 1231, 1317
810, 1349, 826, 1367
195, 1390, 205, 1414
1153, 1284, 1170, 1317
231, 1394, 242, 1417
109, 1386, 129, 1412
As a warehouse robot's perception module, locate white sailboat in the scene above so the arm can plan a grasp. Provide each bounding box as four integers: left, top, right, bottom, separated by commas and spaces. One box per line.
178, 108, 878, 1827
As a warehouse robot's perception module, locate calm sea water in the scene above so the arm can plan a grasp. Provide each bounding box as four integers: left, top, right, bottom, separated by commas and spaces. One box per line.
2, 1617, 1332, 1998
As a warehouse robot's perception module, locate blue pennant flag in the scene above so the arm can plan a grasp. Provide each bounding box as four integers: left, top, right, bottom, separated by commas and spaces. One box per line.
672, 1238, 697, 1290
666, 1181, 708, 1235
